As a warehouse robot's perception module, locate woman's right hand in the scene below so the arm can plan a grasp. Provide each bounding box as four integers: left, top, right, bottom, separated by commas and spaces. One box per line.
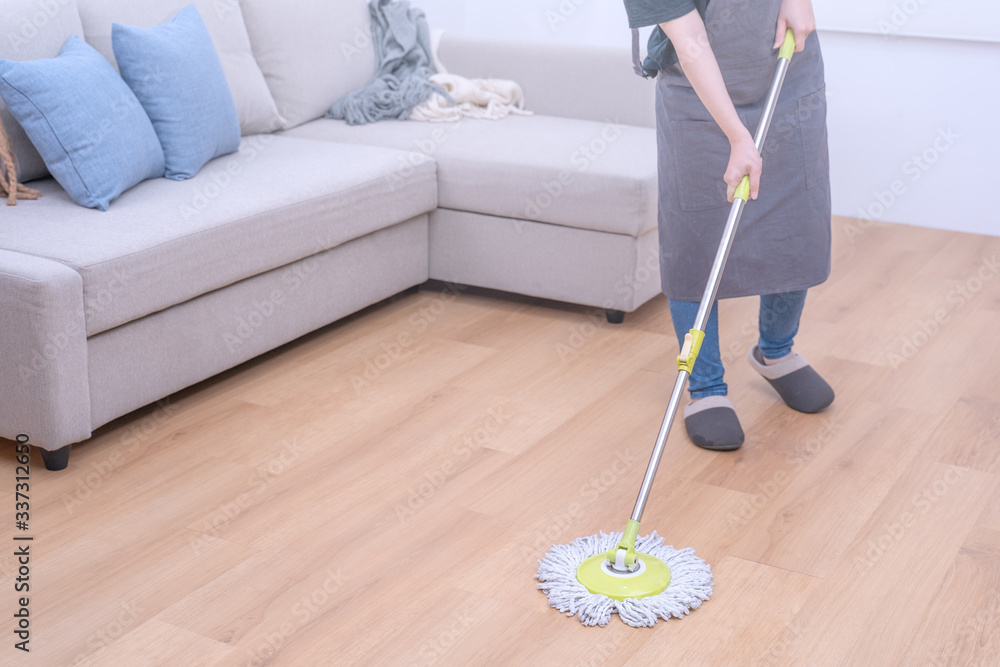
725, 130, 762, 201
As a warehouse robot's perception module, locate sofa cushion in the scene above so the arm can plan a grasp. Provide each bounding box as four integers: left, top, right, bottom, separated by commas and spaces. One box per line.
0, 136, 437, 336
76, 0, 284, 135
283, 115, 657, 237
239, 0, 376, 130
0, 0, 85, 183
0, 36, 166, 211
113, 5, 241, 180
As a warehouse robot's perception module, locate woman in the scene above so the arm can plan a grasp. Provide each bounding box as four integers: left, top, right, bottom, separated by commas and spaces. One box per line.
624, 0, 835, 450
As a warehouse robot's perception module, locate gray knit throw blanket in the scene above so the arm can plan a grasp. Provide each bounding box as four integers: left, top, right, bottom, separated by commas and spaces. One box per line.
327, 0, 448, 125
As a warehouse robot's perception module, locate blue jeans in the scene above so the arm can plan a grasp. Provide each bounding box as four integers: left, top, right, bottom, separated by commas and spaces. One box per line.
668, 290, 808, 399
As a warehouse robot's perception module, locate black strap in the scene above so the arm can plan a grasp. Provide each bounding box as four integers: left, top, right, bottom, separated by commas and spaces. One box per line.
631, 28, 649, 78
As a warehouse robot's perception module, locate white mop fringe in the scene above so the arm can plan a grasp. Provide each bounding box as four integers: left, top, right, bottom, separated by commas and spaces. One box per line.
535, 531, 713, 627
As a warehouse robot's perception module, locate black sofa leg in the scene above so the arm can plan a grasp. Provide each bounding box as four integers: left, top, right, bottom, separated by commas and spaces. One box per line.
605, 309, 626, 324
39, 444, 72, 471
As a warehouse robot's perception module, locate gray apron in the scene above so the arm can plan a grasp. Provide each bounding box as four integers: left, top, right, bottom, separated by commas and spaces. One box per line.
653, 0, 832, 301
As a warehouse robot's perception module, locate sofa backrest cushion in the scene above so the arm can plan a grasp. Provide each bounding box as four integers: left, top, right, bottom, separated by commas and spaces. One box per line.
239, 0, 376, 130
0, 0, 85, 183
76, 0, 284, 135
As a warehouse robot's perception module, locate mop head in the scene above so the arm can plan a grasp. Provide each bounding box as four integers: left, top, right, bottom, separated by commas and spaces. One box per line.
535, 531, 713, 627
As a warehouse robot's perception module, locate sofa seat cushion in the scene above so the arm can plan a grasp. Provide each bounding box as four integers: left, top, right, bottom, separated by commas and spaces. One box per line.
282, 115, 657, 238
0, 136, 437, 336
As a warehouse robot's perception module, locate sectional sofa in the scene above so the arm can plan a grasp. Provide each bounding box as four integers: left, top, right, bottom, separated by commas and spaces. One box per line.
0, 0, 659, 470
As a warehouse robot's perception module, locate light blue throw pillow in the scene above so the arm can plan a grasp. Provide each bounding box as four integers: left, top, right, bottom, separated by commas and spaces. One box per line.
0, 35, 165, 211
113, 5, 241, 181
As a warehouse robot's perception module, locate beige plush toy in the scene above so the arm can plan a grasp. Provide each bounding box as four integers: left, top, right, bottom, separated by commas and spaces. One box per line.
0, 115, 41, 206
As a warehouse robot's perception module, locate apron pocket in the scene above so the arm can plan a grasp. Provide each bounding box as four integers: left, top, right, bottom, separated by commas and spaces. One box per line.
796, 87, 829, 190
666, 119, 732, 211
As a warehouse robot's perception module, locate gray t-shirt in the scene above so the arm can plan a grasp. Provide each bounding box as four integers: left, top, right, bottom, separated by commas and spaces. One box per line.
622, 0, 695, 28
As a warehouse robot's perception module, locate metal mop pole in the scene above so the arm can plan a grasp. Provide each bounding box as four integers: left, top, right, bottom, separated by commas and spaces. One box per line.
609, 31, 797, 571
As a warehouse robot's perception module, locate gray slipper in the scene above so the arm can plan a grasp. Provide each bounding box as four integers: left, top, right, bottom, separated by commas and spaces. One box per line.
683, 396, 745, 451
748, 346, 834, 413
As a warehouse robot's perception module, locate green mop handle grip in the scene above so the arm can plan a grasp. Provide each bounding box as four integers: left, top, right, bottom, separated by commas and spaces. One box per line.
778, 28, 795, 61
733, 30, 795, 203
733, 176, 752, 204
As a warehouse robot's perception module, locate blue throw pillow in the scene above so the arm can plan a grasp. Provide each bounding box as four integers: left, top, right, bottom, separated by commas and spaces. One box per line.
113, 5, 241, 181
0, 35, 165, 211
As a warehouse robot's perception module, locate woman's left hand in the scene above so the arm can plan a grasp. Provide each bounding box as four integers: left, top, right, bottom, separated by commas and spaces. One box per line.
774, 0, 816, 53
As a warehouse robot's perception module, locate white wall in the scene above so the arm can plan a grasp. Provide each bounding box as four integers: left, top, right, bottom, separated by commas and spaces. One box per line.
416, 0, 633, 49
821, 31, 994, 236
812, 0, 1000, 42
416, 0, 1000, 237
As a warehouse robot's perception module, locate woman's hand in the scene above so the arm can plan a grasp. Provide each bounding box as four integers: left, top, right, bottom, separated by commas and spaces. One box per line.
774, 0, 816, 53
661, 11, 760, 202
726, 131, 762, 201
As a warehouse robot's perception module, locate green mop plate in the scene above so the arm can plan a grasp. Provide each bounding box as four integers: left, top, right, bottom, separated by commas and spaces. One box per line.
576, 552, 671, 601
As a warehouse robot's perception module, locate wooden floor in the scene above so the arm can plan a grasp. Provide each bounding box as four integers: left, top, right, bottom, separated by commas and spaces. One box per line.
2, 216, 999, 666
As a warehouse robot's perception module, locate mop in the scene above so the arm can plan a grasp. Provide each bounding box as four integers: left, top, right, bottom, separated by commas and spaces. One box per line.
536, 31, 798, 628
